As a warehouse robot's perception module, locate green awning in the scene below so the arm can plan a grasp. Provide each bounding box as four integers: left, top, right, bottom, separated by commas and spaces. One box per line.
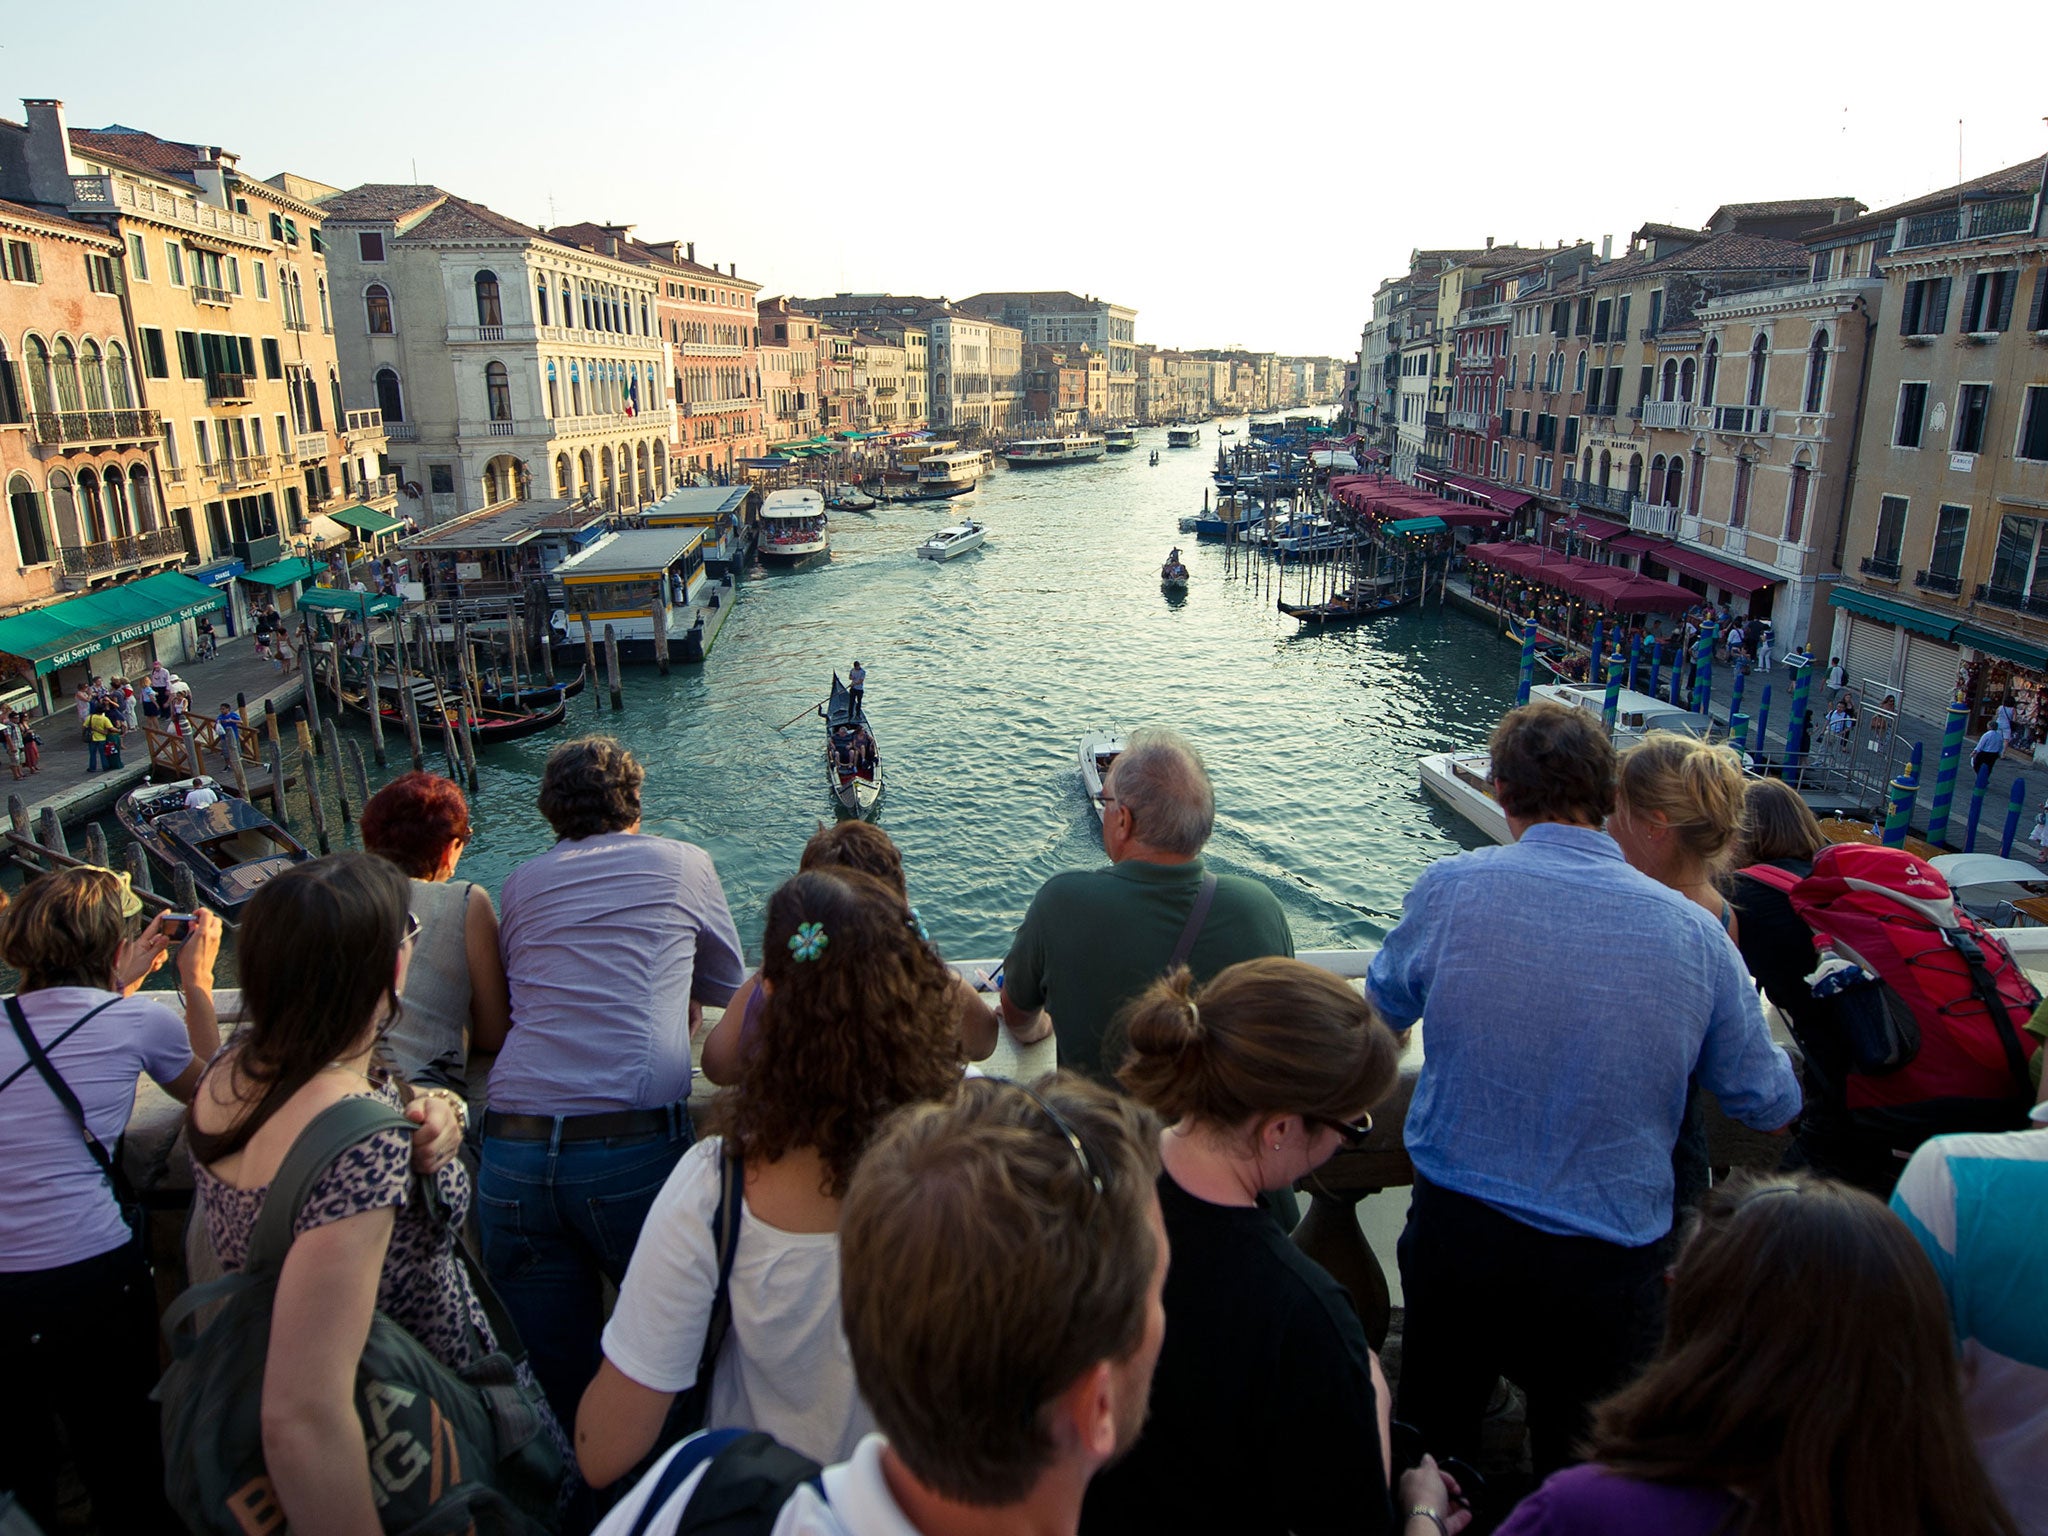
0, 571, 225, 676
1827, 585, 1960, 644
1958, 623, 2048, 670
329, 506, 405, 536
239, 556, 319, 589
1385, 516, 1448, 535
296, 586, 405, 617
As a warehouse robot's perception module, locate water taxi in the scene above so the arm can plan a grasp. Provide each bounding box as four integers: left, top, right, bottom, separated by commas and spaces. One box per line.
916, 519, 987, 561
1004, 434, 1106, 468
116, 777, 309, 916
1167, 426, 1202, 449
1078, 733, 1124, 821
909, 450, 982, 500
1104, 428, 1139, 452
759, 488, 829, 565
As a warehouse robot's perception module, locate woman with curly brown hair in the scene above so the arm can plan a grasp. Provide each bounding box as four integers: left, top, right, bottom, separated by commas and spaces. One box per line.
574, 866, 964, 1487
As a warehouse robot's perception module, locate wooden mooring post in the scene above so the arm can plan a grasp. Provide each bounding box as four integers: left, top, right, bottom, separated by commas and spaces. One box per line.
301, 747, 329, 853
268, 745, 290, 831
322, 720, 351, 823
604, 624, 623, 710
401, 682, 425, 772
83, 821, 109, 870
36, 806, 70, 860
651, 602, 670, 677
123, 843, 153, 898
345, 741, 371, 819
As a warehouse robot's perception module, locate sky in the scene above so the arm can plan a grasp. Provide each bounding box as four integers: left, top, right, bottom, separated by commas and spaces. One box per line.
6, 0, 2047, 361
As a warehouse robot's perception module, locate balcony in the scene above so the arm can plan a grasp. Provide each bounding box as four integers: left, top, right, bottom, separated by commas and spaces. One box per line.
356, 473, 400, 505
680, 342, 748, 358
207, 371, 254, 403
536, 325, 662, 352
292, 430, 330, 462
1638, 400, 1691, 430
1423, 410, 1446, 429
684, 398, 755, 416
384, 421, 419, 442
1584, 401, 1618, 420
55, 525, 189, 586
67, 175, 264, 242
1915, 569, 1964, 595
1975, 582, 2048, 618
192, 282, 232, 308
1447, 407, 1490, 433
31, 408, 162, 449
218, 455, 271, 488
447, 323, 522, 344
343, 408, 385, 438
284, 316, 310, 333
1571, 481, 1633, 517
1860, 556, 1902, 581
1630, 497, 1681, 535
1706, 404, 1771, 434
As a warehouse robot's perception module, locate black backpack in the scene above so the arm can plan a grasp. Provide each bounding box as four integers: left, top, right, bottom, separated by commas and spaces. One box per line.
155, 1096, 567, 1534
622, 1430, 821, 1536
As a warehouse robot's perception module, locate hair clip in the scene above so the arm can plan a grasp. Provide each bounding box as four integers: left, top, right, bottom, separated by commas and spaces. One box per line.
907, 905, 931, 944
788, 921, 829, 962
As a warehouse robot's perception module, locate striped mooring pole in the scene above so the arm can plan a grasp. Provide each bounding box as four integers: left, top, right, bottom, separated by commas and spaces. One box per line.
1516, 619, 1538, 707
1924, 702, 1970, 847
1881, 756, 1920, 848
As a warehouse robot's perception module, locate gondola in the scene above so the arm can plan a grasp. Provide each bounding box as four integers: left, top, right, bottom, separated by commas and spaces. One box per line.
115, 777, 309, 916
346, 675, 569, 746
479, 665, 588, 711
1276, 588, 1417, 627
822, 672, 883, 816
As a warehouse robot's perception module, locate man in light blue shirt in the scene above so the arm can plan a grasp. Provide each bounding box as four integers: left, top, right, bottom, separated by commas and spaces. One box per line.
1368, 700, 1801, 1476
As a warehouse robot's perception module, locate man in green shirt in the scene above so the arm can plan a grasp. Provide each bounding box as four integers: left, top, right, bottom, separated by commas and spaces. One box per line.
999, 729, 1294, 1080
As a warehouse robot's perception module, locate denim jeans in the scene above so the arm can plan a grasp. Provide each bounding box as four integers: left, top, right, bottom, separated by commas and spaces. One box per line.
476, 1108, 692, 1427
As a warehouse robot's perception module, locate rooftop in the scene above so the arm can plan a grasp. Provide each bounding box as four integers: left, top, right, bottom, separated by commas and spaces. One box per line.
315, 183, 447, 223
69, 125, 218, 186
399, 497, 606, 552
0, 196, 116, 243
1810, 157, 2046, 243
555, 527, 702, 579
543, 220, 758, 286
644, 485, 750, 523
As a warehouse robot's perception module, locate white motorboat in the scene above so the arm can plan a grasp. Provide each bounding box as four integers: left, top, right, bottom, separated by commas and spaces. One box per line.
917, 519, 987, 561
909, 450, 981, 500
1079, 732, 1124, 821
1004, 435, 1106, 467
759, 488, 829, 564
1418, 750, 1512, 846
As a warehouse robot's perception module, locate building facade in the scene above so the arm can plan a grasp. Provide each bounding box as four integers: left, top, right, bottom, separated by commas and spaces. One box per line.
757, 298, 821, 444
958, 291, 1136, 421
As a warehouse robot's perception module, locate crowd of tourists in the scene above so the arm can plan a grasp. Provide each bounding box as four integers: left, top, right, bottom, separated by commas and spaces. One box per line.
1, 718, 2043, 1536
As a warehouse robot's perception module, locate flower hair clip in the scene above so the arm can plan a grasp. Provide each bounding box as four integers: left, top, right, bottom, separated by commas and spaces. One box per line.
788, 921, 830, 962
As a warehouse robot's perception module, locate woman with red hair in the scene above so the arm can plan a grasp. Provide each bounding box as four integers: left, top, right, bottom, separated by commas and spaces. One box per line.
360, 772, 510, 1095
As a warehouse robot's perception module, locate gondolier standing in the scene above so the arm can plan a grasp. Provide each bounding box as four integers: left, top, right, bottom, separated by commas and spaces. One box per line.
848, 659, 866, 715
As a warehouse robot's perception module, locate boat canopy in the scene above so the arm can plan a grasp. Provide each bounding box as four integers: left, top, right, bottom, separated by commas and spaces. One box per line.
556, 528, 705, 583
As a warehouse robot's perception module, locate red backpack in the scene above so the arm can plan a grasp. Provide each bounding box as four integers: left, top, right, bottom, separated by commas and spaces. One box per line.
1741, 843, 2040, 1150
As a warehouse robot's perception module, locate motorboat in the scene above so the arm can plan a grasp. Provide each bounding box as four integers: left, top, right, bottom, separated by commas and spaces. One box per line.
1079, 732, 1124, 821
760, 488, 830, 564
823, 672, 882, 816
1004, 435, 1107, 467
1418, 751, 1512, 846
1104, 429, 1139, 452
825, 484, 877, 512
1167, 427, 1202, 449
908, 450, 981, 500
115, 777, 309, 916
917, 520, 987, 561
1180, 493, 1270, 539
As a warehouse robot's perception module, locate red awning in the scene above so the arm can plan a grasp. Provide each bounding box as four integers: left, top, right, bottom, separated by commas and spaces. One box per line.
1643, 544, 1775, 594
1435, 506, 1511, 528
1607, 533, 1661, 557
1486, 488, 1535, 513
1556, 514, 1627, 542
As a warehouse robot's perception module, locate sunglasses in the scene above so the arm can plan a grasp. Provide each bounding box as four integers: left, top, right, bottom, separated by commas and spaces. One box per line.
1014, 1083, 1105, 1205
400, 911, 422, 947
1310, 1112, 1375, 1147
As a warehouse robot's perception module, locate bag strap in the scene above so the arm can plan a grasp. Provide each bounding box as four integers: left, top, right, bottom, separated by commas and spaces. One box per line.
625, 1430, 751, 1536
1167, 872, 1220, 973
1736, 862, 1801, 897
5, 995, 130, 1203
244, 1096, 415, 1277
693, 1143, 746, 1399
1947, 929, 2035, 1093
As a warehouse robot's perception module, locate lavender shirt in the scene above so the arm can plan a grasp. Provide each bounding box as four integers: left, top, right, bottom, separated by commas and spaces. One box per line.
491, 832, 745, 1116
0, 988, 191, 1271
1495, 1465, 1740, 1536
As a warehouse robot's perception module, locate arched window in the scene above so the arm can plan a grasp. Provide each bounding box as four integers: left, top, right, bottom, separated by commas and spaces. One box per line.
486, 361, 512, 422
475, 271, 503, 328
317, 276, 331, 331
1688, 450, 1705, 516
1701, 340, 1719, 406
374, 366, 405, 424
561, 279, 572, 328
106, 341, 133, 408
1581, 447, 1593, 484
1649, 454, 1668, 503
23, 336, 52, 414
1573, 351, 1586, 393
555, 453, 571, 497
289, 271, 304, 327
365, 283, 394, 334
1664, 456, 1684, 511
77, 467, 107, 543
80, 340, 109, 410
52, 338, 81, 413
1803, 330, 1830, 414
1746, 335, 1768, 409
47, 469, 79, 549
1660, 359, 1678, 402
570, 361, 583, 416
1679, 357, 1696, 403
1626, 453, 1644, 500
536, 278, 551, 326
103, 469, 129, 537
129, 463, 157, 531
1786, 464, 1811, 544
1597, 449, 1612, 489
7, 473, 49, 564
579, 282, 592, 331
546, 360, 559, 418
329, 368, 344, 427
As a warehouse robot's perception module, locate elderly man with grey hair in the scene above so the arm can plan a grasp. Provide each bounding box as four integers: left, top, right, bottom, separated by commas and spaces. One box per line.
998, 729, 1294, 1079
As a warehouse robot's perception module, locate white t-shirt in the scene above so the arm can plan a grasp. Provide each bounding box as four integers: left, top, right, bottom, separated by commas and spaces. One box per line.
602, 1136, 874, 1464
184, 785, 220, 809
593, 1433, 916, 1536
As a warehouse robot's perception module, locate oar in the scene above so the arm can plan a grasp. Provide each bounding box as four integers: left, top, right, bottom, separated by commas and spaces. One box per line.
777, 697, 831, 731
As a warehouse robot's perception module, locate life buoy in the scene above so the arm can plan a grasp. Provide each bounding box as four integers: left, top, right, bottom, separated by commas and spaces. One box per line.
403, 481, 425, 499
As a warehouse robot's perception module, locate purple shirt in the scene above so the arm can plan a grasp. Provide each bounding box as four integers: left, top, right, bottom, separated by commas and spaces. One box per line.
0, 988, 191, 1271
491, 832, 745, 1115
1495, 1465, 1739, 1536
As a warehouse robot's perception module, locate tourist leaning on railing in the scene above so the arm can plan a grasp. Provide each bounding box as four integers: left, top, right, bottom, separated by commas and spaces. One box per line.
1083, 956, 1468, 1536
0, 869, 221, 1533
1495, 1175, 2019, 1536
578, 866, 966, 1488
483, 735, 746, 1427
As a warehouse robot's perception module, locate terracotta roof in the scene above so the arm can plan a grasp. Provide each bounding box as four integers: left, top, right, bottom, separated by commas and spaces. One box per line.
0, 196, 117, 243
1811, 157, 2046, 243
1710, 197, 1862, 221
1635, 222, 1707, 242
1636, 232, 1812, 275
543, 221, 757, 285
315, 183, 448, 222
404, 196, 548, 244
70, 126, 213, 185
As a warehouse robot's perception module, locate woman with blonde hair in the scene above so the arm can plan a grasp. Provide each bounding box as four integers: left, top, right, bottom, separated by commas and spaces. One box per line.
1608, 730, 1749, 1227
1082, 957, 1467, 1536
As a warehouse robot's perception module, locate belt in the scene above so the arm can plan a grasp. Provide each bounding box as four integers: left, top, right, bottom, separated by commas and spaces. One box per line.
482, 1102, 687, 1143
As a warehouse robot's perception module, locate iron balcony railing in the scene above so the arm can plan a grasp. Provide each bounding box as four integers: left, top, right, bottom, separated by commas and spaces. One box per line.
1915, 568, 1964, 595
207, 371, 254, 403
1860, 556, 1902, 580
1973, 582, 2048, 617
56, 524, 188, 579
32, 408, 162, 447
1708, 404, 1772, 434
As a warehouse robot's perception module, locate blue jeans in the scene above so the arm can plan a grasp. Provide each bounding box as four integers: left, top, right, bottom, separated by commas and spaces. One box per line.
476, 1108, 692, 1427
86, 739, 104, 772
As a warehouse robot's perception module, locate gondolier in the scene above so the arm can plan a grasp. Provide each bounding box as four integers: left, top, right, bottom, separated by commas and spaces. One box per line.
823, 673, 883, 816
848, 659, 866, 713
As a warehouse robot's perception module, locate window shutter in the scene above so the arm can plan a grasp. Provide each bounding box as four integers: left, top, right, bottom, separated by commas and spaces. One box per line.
2032, 270, 2048, 331
1930, 276, 1952, 333
1993, 271, 2018, 332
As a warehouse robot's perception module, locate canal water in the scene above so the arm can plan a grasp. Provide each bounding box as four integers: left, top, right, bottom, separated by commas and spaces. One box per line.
37, 421, 1527, 976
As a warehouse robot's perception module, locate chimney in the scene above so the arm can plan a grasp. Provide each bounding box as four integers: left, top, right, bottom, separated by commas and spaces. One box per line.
729, 262, 737, 276
1485, 236, 1494, 249
1601, 234, 1613, 260
20, 98, 78, 205
686, 242, 695, 264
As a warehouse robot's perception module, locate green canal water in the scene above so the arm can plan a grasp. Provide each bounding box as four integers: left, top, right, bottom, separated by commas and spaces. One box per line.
64, 420, 1528, 977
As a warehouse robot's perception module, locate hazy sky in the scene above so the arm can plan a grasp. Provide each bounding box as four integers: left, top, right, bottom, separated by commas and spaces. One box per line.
7, 0, 2046, 359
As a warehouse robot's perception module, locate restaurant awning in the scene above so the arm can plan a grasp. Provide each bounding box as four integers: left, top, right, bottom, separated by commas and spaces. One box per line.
296, 586, 405, 617
1645, 544, 1774, 594
1607, 533, 1662, 557
1556, 514, 1627, 543
1385, 516, 1448, 536
239, 556, 320, 589
1486, 488, 1535, 513
328, 505, 405, 537
0, 570, 225, 676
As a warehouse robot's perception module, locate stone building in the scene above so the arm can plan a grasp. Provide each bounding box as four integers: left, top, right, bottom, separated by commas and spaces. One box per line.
757, 298, 820, 443
957, 291, 1137, 421
316, 183, 673, 523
